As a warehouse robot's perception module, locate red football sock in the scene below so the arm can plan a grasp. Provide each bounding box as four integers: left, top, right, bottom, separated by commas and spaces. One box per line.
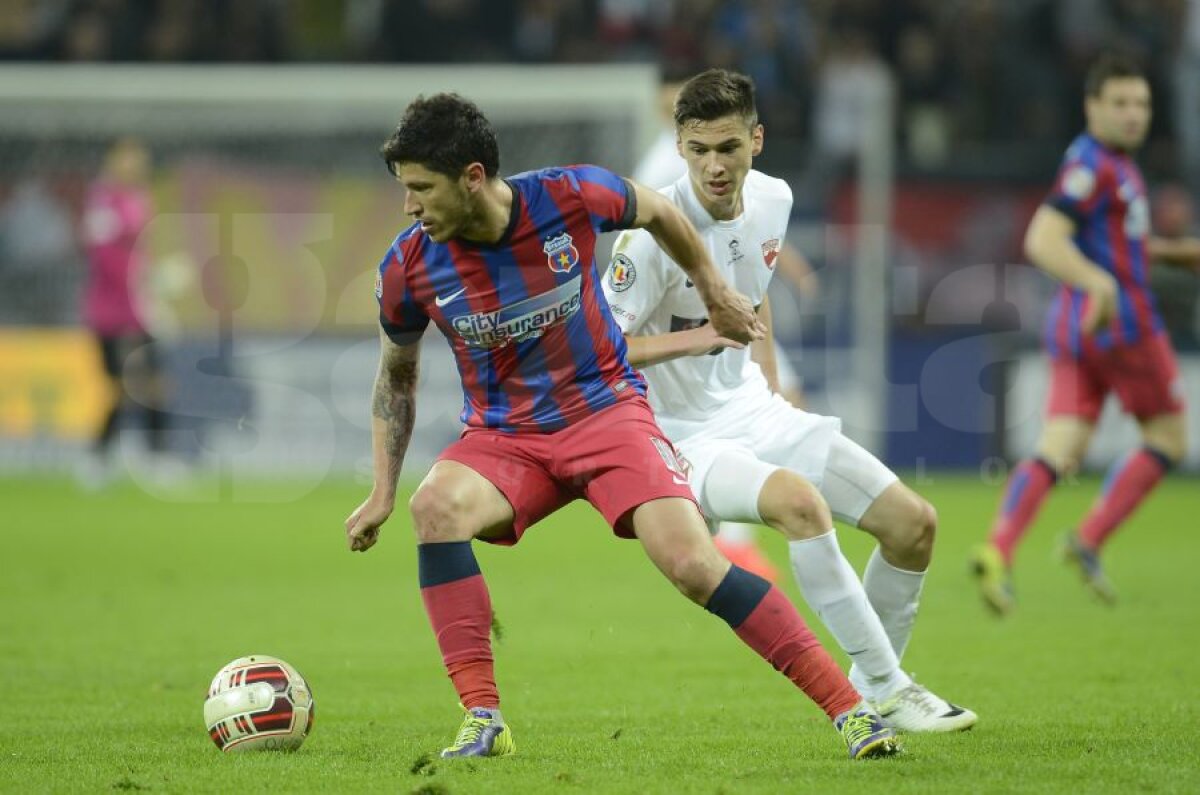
419, 542, 498, 709
989, 458, 1057, 566
1078, 448, 1170, 551
707, 566, 861, 720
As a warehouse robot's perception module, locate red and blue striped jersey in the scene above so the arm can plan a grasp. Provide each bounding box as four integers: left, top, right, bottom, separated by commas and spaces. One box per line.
376, 165, 646, 433
1042, 132, 1162, 359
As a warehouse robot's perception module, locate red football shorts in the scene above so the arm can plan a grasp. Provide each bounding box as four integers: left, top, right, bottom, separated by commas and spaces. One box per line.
437, 396, 698, 544
1046, 331, 1185, 422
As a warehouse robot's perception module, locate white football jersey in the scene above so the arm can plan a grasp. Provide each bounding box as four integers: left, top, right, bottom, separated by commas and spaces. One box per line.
602, 169, 792, 436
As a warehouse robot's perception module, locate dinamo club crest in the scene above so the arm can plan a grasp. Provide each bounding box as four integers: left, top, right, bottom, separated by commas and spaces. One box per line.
762, 238, 781, 269
544, 232, 580, 274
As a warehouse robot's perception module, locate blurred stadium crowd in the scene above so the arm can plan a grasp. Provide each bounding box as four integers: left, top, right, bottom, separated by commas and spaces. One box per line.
2, 0, 1200, 475
2, 0, 1199, 181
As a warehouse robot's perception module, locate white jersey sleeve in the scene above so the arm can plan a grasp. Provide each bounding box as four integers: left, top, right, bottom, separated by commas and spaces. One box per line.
601, 227, 668, 335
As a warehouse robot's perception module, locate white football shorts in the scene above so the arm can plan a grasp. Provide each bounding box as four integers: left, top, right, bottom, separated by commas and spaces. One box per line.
667, 392, 898, 527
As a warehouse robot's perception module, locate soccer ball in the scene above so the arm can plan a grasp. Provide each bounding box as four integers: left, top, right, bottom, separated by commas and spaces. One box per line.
203, 655, 314, 752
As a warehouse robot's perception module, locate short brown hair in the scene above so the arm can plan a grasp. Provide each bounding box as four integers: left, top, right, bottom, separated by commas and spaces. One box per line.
1084, 53, 1146, 98
673, 69, 758, 129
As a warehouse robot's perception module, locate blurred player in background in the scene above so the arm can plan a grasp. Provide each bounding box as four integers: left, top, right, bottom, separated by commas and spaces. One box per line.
345, 94, 899, 761
78, 137, 174, 488
606, 69, 976, 732
971, 55, 1200, 614
633, 75, 819, 581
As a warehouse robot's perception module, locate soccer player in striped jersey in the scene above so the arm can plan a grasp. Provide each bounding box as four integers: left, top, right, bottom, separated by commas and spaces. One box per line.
344, 94, 899, 760
971, 54, 1200, 614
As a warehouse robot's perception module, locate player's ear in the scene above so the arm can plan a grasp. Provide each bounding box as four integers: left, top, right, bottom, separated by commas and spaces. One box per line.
462, 162, 487, 193
751, 123, 764, 157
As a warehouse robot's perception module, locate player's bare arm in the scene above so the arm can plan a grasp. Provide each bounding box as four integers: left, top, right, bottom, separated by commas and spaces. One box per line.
1025, 204, 1118, 333
749, 295, 780, 392
774, 243, 820, 299
623, 324, 746, 369
628, 179, 765, 344
1147, 235, 1200, 270
345, 329, 421, 552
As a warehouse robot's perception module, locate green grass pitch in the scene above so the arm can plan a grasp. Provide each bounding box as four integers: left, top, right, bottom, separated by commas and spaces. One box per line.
1, 473, 1197, 793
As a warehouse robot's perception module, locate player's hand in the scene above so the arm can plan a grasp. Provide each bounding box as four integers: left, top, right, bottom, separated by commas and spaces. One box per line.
345, 492, 394, 552
1080, 272, 1118, 335
690, 323, 746, 356
703, 284, 766, 344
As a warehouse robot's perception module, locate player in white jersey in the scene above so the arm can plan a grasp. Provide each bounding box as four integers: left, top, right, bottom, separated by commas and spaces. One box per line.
604, 69, 976, 733
632, 78, 817, 580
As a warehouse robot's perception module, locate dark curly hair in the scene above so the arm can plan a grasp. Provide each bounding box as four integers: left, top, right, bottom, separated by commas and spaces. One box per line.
674, 69, 758, 129
380, 93, 500, 179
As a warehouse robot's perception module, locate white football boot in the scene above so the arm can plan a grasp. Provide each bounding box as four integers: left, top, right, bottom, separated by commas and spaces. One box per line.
874, 680, 977, 733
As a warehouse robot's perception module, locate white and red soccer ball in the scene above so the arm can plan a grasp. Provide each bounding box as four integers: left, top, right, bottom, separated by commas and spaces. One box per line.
204, 655, 314, 752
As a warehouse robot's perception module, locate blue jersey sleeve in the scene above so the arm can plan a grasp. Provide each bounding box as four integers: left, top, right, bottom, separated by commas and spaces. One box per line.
376, 235, 429, 344
1044, 152, 1111, 225
563, 164, 638, 233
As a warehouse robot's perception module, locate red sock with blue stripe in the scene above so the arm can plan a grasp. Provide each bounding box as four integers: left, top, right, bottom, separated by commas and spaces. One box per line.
1078, 447, 1171, 551
990, 457, 1058, 566
706, 565, 861, 720
418, 541, 498, 709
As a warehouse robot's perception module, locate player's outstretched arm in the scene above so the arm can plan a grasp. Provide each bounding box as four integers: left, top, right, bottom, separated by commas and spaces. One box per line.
1148, 236, 1200, 270
623, 326, 746, 369
345, 328, 421, 552
1025, 205, 1118, 334
627, 180, 765, 344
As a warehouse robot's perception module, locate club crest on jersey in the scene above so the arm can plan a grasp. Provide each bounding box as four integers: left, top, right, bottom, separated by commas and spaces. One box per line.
1061, 164, 1095, 200
608, 254, 636, 292
762, 238, 780, 269
543, 232, 580, 274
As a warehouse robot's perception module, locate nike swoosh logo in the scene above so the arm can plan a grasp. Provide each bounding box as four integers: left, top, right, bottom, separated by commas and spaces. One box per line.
435, 287, 467, 307
684, 279, 694, 288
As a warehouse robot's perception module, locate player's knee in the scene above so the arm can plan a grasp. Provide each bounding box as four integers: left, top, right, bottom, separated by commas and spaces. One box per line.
760, 477, 831, 540
662, 546, 725, 602
892, 494, 936, 564
409, 481, 472, 542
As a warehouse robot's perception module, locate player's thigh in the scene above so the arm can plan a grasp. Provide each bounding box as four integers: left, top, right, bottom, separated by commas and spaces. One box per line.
1139, 411, 1187, 462
817, 432, 899, 527
1036, 416, 1096, 474
1110, 333, 1187, 439
410, 460, 519, 542
682, 440, 774, 524
1045, 355, 1105, 431
427, 432, 566, 545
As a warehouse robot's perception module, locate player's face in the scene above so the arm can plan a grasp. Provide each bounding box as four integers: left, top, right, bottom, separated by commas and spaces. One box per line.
108, 142, 150, 185
677, 114, 764, 220
1086, 77, 1151, 151
393, 162, 471, 243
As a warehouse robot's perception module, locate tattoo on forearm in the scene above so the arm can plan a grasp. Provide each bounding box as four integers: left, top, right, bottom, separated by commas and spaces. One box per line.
371, 348, 418, 483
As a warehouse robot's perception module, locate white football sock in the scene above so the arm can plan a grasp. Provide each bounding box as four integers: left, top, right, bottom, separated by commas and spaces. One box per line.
861, 546, 925, 662
716, 521, 755, 545
789, 531, 909, 701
